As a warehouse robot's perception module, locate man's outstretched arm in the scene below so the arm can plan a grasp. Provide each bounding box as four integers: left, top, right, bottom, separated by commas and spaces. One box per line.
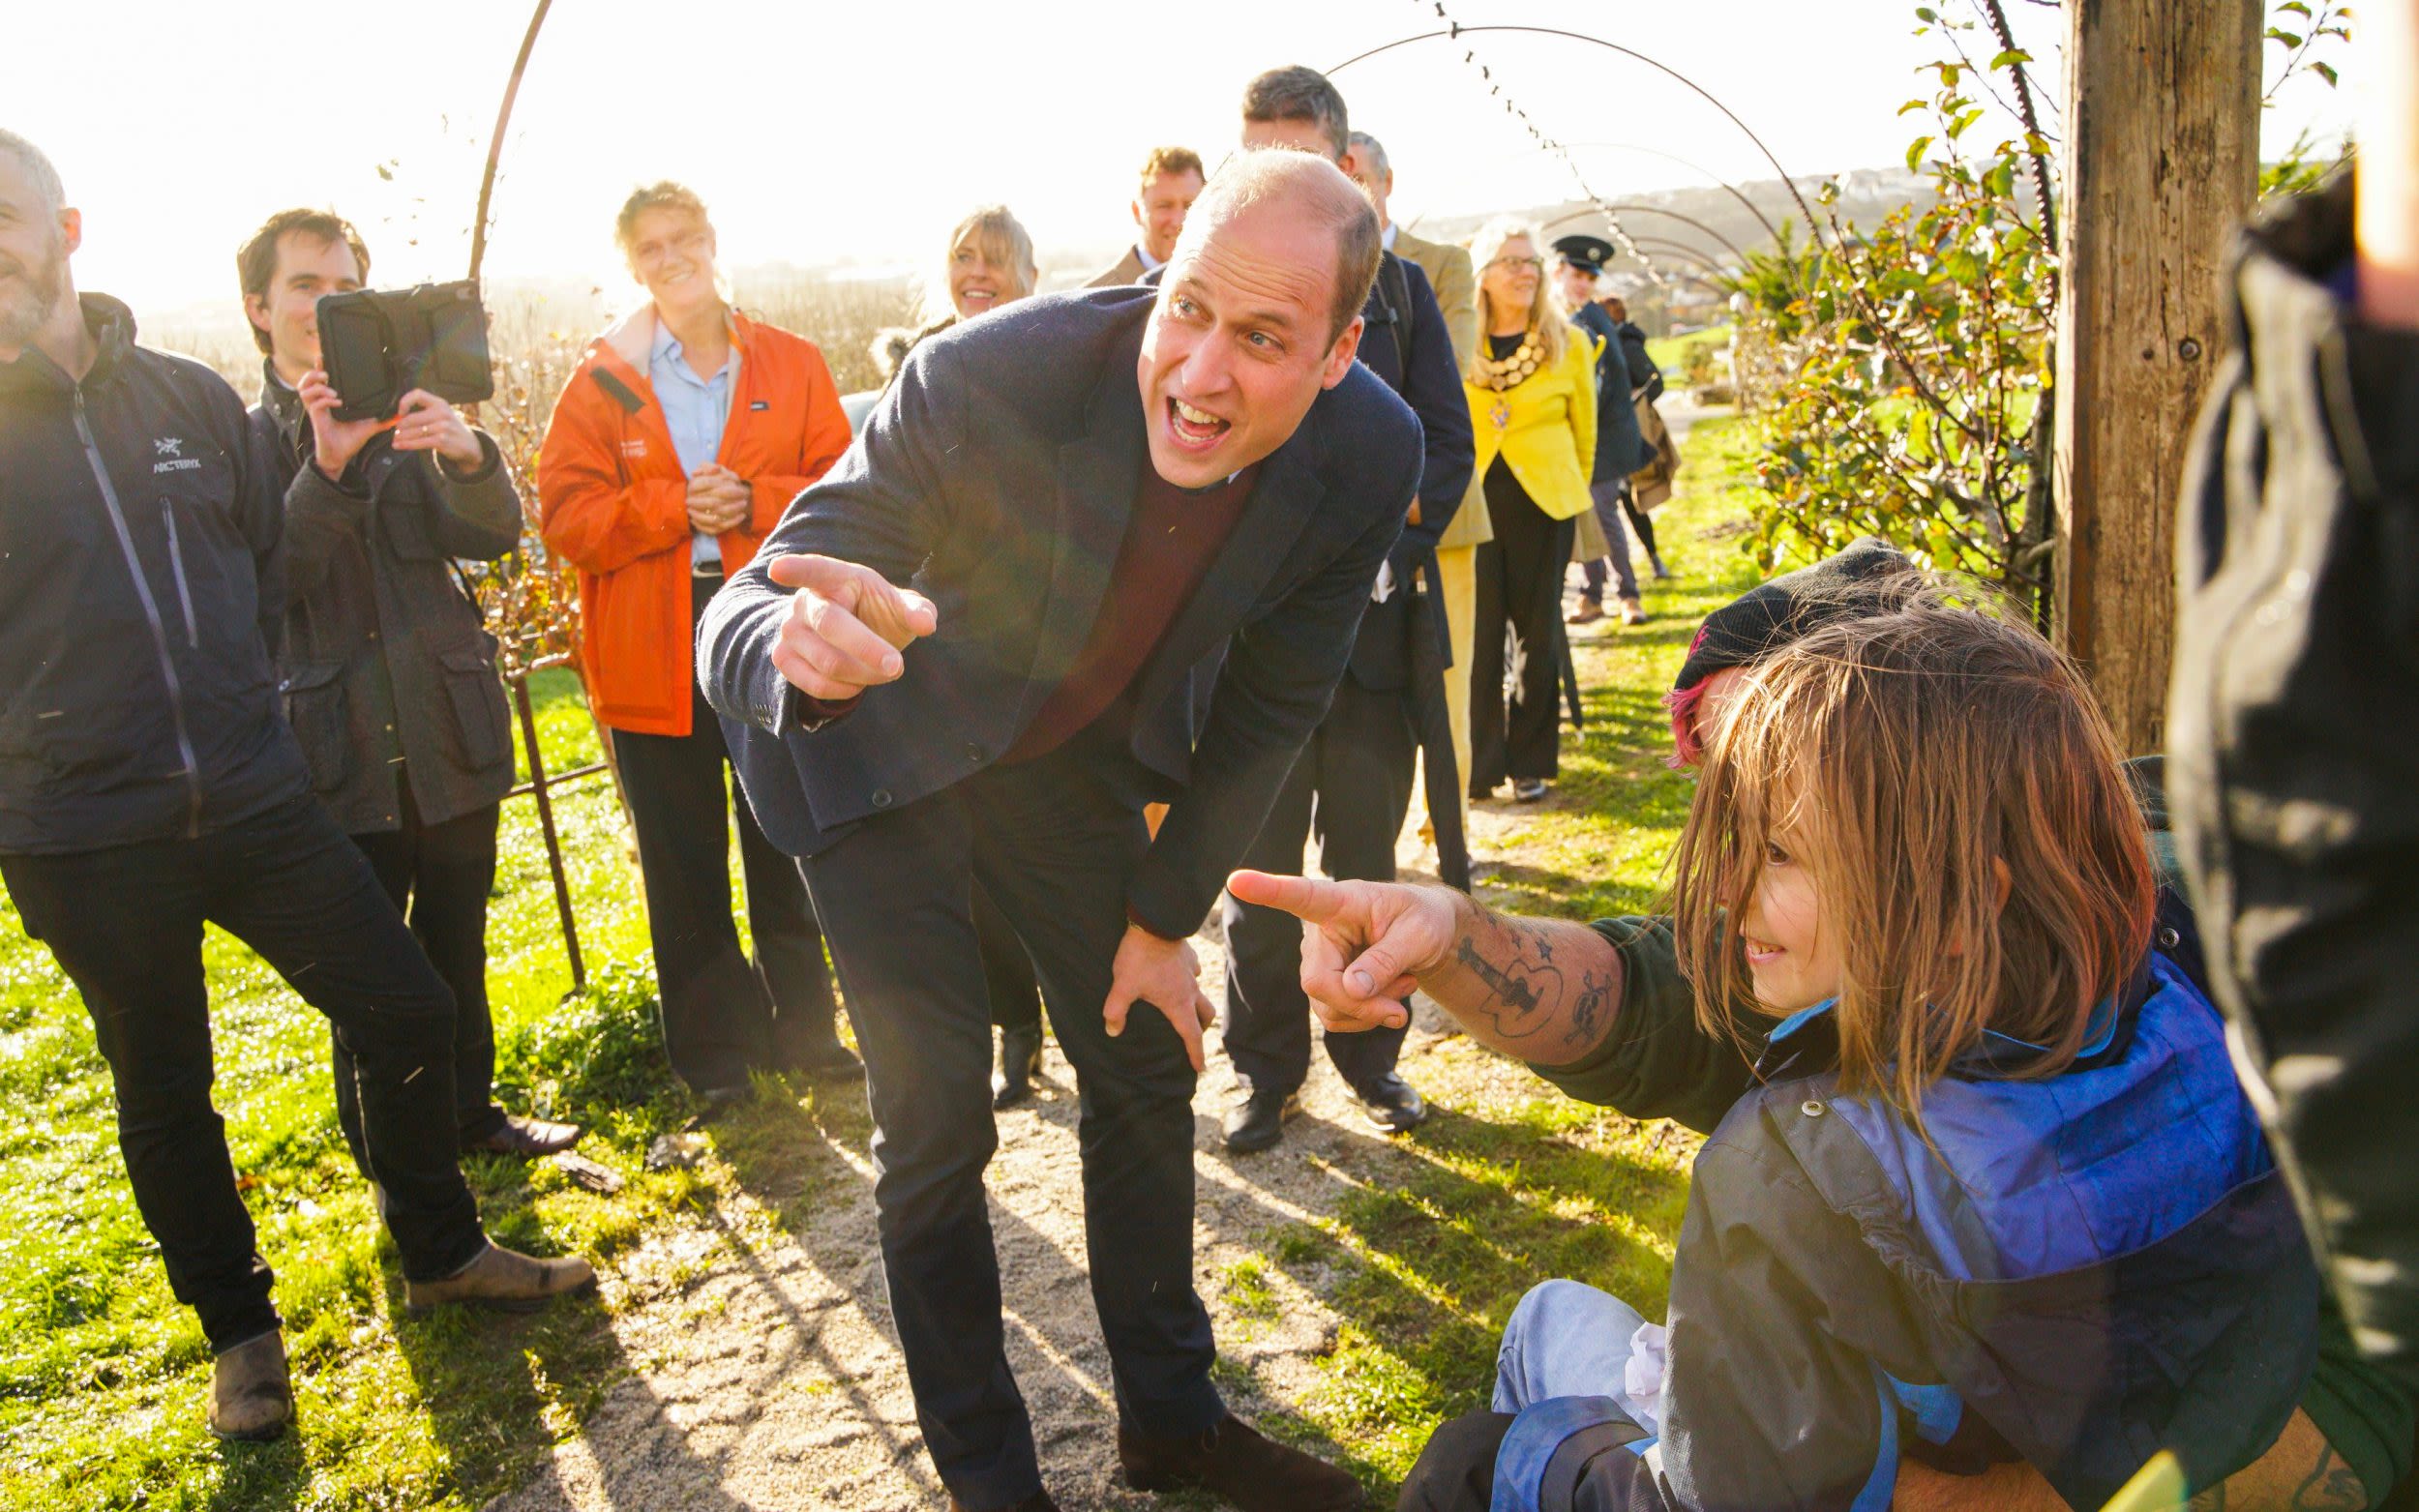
1225, 872, 1625, 1066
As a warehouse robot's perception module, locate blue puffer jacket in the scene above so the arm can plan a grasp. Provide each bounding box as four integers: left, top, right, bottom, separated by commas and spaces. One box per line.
1498, 954, 2317, 1512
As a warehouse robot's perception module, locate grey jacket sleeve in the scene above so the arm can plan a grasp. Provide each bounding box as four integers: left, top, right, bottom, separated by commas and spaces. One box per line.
425, 430, 523, 562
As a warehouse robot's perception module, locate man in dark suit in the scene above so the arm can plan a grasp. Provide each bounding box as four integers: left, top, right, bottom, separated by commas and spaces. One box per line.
700, 151, 1413, 1512
1218, 65, 1477, 1152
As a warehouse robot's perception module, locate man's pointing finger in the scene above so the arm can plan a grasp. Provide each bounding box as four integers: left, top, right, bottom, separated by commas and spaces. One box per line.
1226, 870, 1350, 924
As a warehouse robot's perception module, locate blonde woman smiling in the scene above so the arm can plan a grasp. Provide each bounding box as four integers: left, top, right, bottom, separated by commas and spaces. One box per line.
1461, 218, 1597, 803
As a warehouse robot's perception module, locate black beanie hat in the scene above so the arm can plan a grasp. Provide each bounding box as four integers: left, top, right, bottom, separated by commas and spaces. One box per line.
1673, 536, 1920, 695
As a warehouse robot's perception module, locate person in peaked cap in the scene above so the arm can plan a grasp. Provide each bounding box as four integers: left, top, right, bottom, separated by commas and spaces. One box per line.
1551, 234, 1651, 626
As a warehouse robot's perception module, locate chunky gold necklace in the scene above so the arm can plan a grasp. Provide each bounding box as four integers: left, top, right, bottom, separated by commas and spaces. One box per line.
1481, 330, 1541, 430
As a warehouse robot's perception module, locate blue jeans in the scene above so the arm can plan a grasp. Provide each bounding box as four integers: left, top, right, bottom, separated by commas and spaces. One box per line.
1493, 1279, 1659, 1424
1577, 480, 1639, 605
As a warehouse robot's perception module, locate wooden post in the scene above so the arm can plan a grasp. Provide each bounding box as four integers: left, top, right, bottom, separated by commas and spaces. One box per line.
2051, 0, 2261, 754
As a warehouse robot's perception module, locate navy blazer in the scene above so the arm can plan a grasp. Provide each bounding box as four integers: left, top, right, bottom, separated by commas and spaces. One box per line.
700, 286, 1422, 937
1348, 252, 1475, 692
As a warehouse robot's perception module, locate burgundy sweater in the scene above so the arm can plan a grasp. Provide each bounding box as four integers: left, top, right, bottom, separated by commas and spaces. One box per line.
1001, 461, 1258, 761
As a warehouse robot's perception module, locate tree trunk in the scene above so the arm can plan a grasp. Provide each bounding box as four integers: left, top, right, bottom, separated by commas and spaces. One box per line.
2051, 0, 2261, 755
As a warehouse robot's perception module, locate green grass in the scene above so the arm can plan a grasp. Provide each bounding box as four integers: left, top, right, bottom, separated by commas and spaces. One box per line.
0, 418, 1771, 1509
0, 669, 847, 1511
1645, 326, 1731, 385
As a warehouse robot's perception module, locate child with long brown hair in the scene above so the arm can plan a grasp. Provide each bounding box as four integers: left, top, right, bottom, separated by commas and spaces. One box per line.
1477, 603, 2314, 1511
1238, 587, 2334, 1511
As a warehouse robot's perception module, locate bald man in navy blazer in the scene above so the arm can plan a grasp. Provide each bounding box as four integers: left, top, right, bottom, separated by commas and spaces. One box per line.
700, 152, 1417, 1512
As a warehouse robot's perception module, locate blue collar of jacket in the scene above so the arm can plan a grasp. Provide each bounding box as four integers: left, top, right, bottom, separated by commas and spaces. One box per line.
1752, 957, 2143, 1088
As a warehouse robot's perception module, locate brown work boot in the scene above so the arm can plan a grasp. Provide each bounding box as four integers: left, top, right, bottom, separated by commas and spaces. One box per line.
403, 1241, 596, 1319
1119, 1411, 1364, 1510
207, 1330, 294, 1442
464, 1113, 583, 1158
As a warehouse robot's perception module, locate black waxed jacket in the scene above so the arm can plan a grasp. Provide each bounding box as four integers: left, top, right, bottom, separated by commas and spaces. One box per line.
0, 295, 310, 853
2167, 169, 2419, 1398
253, 371, 519, 834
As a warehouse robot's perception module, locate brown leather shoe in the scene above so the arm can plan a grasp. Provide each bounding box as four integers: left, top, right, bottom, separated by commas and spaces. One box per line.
465, 1113, 582, 1158
403, 1241, 596, 1319
207, 1330, 293, 1442
1119, 1412, 1363, 1510
946, 1491, 1060, 1512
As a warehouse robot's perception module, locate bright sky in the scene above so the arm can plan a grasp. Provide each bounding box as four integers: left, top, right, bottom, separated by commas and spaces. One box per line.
15, 0, 2358, 328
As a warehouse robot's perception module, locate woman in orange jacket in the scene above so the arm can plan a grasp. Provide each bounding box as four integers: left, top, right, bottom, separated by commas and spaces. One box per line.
537, 181, 854, 1097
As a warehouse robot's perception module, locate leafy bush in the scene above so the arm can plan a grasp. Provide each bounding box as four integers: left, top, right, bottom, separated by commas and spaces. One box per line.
1730, 0, 2349, 619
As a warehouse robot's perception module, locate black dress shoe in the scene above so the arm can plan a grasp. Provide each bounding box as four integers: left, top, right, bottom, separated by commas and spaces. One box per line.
1222, 1084, 1302, 1153
1119, 1411, 1363, 1510
783, 1034, 862, 1080
464, 1113, 583, 1158
947, 1490, 1060, 1512
1352, 1074, 1429, 1135
993, 1025, 1044, 1109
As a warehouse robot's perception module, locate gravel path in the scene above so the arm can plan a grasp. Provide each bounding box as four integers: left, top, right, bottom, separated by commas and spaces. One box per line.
490, 401, 1716, 1512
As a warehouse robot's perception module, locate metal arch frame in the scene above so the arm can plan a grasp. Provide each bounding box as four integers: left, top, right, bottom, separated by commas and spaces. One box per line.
1538, 209, 1734, 277
1622, 238, 1734, 278
1327, 26, 1830, 253
1557, 140, 1791, 246
469, 0, 554, 285
1570, 203, 1751, 266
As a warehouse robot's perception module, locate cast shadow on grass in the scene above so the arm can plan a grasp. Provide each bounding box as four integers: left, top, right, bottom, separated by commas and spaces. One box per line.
1197, 1091, 1691, 1494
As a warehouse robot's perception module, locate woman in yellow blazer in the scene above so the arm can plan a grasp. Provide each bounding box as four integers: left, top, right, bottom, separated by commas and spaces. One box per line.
1462, 218, 1598, 802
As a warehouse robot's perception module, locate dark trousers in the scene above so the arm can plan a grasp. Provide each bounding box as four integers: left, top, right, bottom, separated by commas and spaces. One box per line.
1396, 1410, 1514, 1511
1471, 463, 1576, 791
339, 790, 506, 1148
1222, 677, 1417, 1096
612, 578, 841, 1092
1578, 479, 1641, 604
800, 726, 1221, 1507
1623, 492, 1662, 567
975, 883, 1042, 1038
0, 795, 487, 1352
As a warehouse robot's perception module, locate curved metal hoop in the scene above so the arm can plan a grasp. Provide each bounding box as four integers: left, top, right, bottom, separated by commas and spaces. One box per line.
1327, 26, 1828, 252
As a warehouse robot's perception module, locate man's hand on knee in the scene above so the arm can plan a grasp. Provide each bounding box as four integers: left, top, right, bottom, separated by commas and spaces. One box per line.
1102, 924, 1216, 1072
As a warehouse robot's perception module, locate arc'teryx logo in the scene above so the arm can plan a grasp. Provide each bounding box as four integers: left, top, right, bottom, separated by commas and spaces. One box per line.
152, 436, 202, 475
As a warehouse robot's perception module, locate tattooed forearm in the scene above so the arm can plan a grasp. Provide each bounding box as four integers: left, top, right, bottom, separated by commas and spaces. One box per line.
1421, 904, 1623, 1063
2286, 1444, 2366, 1509
1452, 935, 1548, 1018
2180, 1411, 2366, 1510
1565, 966, 1614, 1047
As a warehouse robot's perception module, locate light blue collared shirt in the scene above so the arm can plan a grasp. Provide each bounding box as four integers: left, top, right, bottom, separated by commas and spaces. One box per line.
649, 315, 733, 570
